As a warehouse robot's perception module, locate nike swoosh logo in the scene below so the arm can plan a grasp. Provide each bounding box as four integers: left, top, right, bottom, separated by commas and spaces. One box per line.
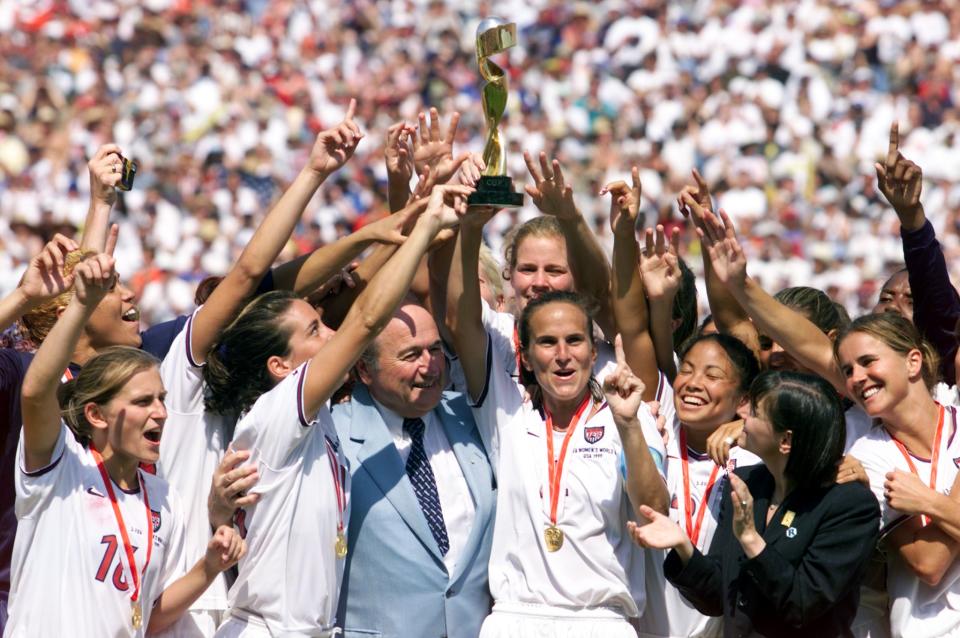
86, 486, 104, 498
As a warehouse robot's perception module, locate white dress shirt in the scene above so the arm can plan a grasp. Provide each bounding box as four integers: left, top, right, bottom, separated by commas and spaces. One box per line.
374, 398, 477, 575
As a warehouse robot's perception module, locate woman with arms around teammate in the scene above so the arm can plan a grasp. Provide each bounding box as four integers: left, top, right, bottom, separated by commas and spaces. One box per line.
632, 371, 880, 637
6, 243, 243, 637
204, 183, 471, 638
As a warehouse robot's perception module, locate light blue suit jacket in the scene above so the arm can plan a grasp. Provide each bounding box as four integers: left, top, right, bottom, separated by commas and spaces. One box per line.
332, 385, 495, 638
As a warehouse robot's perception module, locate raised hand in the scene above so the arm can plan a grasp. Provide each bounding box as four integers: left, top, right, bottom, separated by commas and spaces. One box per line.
205, 525, 246, 573
640, 225, 682, 302
603, 334, 646, 423
627, 504, 690, 550
524, 151, 578, 219
384, 121, 416, 185
694, 204, 747, 288
601, 166, 642, 236
424, 184, 475, 228
72, 225, 118, 307
19, 234, 79, 303
455, 153, 486, 188
87, 144, 124, 207
875, 121, 925, 231
677, 168, 713, 213
412, 107, 469, 185
728, 473, 764, 557
309, 98, 363, 177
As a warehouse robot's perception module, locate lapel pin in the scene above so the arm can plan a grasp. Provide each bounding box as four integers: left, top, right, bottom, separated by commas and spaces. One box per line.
781, 510, 795, 527
786, 527, 797, 538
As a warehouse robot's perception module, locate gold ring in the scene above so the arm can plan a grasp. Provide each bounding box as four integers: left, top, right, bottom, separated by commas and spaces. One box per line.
740, 500, 748, 508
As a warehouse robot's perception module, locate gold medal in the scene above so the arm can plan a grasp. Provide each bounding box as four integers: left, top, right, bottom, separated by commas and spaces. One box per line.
335, 530, 348, 559
131, 601, 143, 629
544, 525, 564, 552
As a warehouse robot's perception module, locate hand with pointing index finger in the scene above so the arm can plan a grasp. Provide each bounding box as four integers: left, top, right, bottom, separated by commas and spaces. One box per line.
601, 166, 642, 236
72, 225, 119, 308
875, 121, 925, 231
603, 334, 646, 423
310, 98, 364, 178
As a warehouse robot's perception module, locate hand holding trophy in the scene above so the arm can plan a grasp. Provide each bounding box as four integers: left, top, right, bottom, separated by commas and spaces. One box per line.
468, 17, 524, 207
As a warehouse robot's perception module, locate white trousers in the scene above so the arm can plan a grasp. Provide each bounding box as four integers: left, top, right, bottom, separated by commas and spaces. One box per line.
214, 608, 340, 638
152, 608, 223, 638
479, 601, 638, 638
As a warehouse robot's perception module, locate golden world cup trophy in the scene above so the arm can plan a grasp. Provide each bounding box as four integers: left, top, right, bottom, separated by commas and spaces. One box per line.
468, 17, 524, 207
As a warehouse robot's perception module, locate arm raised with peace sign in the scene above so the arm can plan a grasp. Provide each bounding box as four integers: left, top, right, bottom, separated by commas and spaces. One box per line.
20, 226, 120, 471
876, 122, 925, 232
605, 334, 670, 517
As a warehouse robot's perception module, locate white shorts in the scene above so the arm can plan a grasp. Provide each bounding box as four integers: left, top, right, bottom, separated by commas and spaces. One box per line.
479, 601, 638, 638
152, 608, 223, 638
214, 608, 341, 638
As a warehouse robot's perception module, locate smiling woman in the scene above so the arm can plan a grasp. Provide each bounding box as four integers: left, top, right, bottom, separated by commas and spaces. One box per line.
840, 313, 960, 637
464, 290, 669, 637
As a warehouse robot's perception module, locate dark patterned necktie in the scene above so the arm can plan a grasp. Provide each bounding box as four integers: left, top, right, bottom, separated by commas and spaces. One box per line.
403, 417, 449, 555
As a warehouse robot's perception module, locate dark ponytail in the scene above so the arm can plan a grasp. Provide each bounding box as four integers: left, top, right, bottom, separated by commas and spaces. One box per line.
203, 291, 298, 416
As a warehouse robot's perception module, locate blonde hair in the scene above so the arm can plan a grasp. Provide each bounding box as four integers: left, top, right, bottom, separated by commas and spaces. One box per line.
478, 244, 504, 300
501, 216, 564, 280
834, 313, 940, 391
57, 346, 160, 445
20, 249, 94, 344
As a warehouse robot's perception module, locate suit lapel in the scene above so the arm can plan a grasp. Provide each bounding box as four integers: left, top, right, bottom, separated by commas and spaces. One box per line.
349, 386, 444, 562
437, 399, 494, 583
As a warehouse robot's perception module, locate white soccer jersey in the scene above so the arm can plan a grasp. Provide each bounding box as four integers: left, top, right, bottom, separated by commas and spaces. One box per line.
156, 310, 232, 613
471, 341, 667, 617
639, 407, 761, 638
849, 404, 960, 638
227, 361, 350, 635
7, 424, 186, 637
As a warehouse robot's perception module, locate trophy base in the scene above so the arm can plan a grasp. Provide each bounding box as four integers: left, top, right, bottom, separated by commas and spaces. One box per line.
468, 175, 524, 208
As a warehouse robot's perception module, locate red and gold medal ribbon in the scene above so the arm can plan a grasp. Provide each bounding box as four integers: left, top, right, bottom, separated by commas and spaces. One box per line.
678, 427, 722, 547
887, 404, 945, 527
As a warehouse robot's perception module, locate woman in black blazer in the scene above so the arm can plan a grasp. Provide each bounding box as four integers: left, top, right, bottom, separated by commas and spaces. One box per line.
630, 371, 880, 638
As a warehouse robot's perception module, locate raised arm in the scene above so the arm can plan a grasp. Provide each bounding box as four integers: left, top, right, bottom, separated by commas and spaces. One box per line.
697, 208, 845, 393
525, 151, 614, 337
190, 100, 365, 364
679, 173, 760, 358
301, 184, 473, 416
604, 335, 669, 515
0, 234, 79, 334
603, 167, 659, 401
80, 144, 124, 251
445, 205, 495, 402
20, 235, 117, 471
877, 122, 960, 385
640, 225, 683, 383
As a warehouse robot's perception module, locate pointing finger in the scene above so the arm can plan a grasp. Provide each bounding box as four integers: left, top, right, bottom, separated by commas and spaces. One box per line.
344, 98, 357, 122
614, 333, 626, 366
886, 121, 899, 174
104, 224, 119, 257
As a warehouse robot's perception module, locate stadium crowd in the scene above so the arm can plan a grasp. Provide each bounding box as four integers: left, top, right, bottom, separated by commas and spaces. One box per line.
1, 0, 960, 326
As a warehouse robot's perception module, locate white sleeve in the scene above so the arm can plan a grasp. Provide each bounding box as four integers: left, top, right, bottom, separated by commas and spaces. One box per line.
849, 436, 902, 531
482, 301, 521, 377
158, 309, 204, 415
230, 361, 317, 470
15, 423, 74, 518
469, 335, 524, 475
